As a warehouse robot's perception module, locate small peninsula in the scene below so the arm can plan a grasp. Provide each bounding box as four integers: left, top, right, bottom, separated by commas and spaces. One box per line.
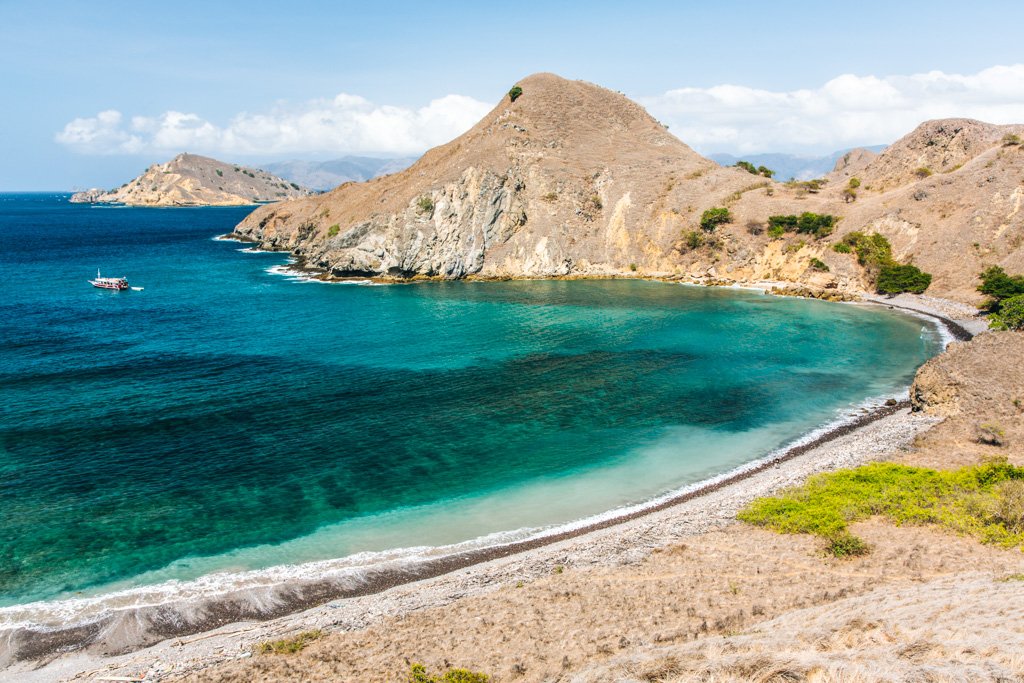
70, 153, 313, 206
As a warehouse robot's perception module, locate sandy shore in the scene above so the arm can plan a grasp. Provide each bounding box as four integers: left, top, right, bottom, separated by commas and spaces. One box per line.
12, 293, 990, 682
20, 406, 941, 683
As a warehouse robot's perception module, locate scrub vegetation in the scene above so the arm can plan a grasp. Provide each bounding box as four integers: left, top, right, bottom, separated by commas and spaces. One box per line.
409, 663, 490, 682
254, 630, 324, 655
738, 460, 1024, 558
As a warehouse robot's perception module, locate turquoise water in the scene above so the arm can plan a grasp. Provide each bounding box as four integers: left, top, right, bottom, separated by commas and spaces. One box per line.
0, 193, 943, 612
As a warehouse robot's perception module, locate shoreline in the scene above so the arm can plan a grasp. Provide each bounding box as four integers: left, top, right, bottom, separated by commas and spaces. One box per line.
37, 404, 945, 683
12, 396, 932, 679
222, 233, 984, 343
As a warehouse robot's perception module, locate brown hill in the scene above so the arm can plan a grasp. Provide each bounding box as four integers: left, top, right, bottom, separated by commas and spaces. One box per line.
71, 153, 313, 206
233, 73, 763, 278
232, 74, 1024, 304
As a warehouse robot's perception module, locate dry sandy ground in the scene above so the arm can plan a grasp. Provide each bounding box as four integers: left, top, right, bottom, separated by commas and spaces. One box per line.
173, 523, 1024, 683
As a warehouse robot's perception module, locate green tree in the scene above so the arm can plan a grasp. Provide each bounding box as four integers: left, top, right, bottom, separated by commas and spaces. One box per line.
508, 85, 523, 102
735, 160, 757, 174
699, 207, 732, 232
877, 263, 932, 294
989, 294, 1024, 330
978, 266, 1024, 311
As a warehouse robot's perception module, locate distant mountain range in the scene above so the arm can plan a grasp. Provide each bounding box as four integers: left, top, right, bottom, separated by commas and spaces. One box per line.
708, 146, 888, 181
262, 156, 418, 191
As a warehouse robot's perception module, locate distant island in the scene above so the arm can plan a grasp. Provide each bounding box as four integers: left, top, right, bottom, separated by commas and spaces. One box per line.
70, 153, 313, 206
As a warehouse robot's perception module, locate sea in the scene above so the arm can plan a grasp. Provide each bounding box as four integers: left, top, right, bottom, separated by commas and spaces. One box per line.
0, 193, 944, 635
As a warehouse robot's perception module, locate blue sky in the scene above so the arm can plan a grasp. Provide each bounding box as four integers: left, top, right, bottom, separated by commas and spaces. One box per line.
2, 0, 1023, 189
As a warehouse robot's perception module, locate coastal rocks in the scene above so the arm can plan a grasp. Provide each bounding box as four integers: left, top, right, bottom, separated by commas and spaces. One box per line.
69, 188, 105, 203
769, 285, 860, 302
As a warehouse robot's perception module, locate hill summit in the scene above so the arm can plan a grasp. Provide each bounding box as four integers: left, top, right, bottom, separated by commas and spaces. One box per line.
71, 154, 313, 206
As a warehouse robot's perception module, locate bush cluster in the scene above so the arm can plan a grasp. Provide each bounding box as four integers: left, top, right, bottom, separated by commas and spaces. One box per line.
989, 295, 1024, 331
767, 213, 837, 239
254, 630, 323, 655
734, 160, 775, 178
738, 460, 1024, 557
409, 663, 490, 683
699, 207, 732, 232
836, 232, 933, 294
877, 263, 931, 294
416, 195, 435, 215
682, 229, 705, 250
978, 265, 1024, 312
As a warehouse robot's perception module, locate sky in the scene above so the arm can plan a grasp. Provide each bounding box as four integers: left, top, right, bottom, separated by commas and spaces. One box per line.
2, 0, 1023, 190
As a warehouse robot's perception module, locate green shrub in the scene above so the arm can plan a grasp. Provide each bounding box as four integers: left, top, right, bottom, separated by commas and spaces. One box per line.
735, 160, 758, 174
416, 195, 435, 215
848, 177, 861, 189
757, 165, 775, 178
842, 231, 892, 269
254, 630, 323, 655
409, 663, 490, 683
825, 532, 870, 558
978, 266, 1024, 312
290, 182, 300, 190
767, 224, 785, 239
215, 169, 223, 177
796, 212, 836, 238
629, 263, 637, 272
768, 213, 836, 239
877, 263, 932, 294
508, 85, 523, 102
542, 191, 558, 202
683, 229, 705, 250
832, 242, 852, 254
738, 460, 1024, 553
809, 257, 829, 272
989, 294, 1024, 330
914, 166, 933, 178
699, 207, 732, 232
1002, 133, 1021, 146
768, 215, 798, 232
327, 224, 340, 237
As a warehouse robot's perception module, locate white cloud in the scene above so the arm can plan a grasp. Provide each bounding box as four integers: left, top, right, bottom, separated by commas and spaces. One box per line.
56, 93, 493, 156
56, 65, 1024, 158
639, 64, 1024, 154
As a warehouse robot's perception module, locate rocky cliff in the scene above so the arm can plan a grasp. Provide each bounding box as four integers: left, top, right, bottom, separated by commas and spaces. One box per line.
71, 153, 313, 206
231, 73, 1024, 304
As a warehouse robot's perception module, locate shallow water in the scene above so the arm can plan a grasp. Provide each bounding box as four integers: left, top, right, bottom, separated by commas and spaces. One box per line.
0, 193, 943, 613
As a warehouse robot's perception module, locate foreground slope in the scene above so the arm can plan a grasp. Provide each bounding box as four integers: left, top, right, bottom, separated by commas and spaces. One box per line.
71, 153, 313, 206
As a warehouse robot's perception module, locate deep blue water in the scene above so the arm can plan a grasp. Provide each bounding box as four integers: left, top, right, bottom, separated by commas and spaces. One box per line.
0, 193, 943, 609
